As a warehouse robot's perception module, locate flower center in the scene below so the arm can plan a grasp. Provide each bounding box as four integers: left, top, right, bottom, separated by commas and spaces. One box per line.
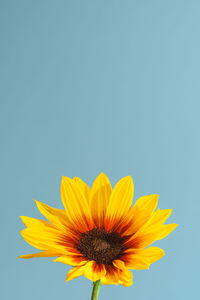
77, 228, 123, 264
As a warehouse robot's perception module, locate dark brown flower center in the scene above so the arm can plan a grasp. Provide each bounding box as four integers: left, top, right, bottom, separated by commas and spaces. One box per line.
77, 228, 123, 264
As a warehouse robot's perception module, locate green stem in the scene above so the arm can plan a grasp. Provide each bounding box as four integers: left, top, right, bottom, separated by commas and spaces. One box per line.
91, 280, 102, 300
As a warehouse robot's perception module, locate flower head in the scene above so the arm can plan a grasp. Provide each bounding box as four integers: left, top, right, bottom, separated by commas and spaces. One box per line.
19, 173, 178, 287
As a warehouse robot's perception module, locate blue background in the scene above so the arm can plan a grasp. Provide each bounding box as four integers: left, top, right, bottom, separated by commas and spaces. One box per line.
1, 1, 199, 299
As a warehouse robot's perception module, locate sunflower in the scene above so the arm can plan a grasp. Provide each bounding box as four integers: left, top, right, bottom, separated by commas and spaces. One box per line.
19, 173, 178, 288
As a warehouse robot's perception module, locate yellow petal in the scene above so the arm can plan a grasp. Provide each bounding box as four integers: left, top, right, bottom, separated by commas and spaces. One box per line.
105, 176, 134, 230
20, 222, 68, 254
101, 266, 119, 285
20, 216, 55, 229
157, 223, 178, 240
116, 195, 158, 236
132, 247, 165, 264
53, 255, 86, 266
90, 173, 112, 227
66, 264, 87, 282
118, 268, 133, 287
73, 177, 90, 202
101, 265, 133, 287
84, 261, 106, 281
125, 231, 160, 249
141, 209, 173, 232
20, 229, 46, 250
34, 200, 69, 232
122, 247, 165, 269
130, 194, 158, 232
125, 208, 174, 247
126, 222, 178, 249
20, 216, 65, 251
60, 176, 93, 231
122, 254, 150, 270
112, 259, 126, 270
18, 250, 59, 259
119, 279, 133, 287
20, 228, 56, 251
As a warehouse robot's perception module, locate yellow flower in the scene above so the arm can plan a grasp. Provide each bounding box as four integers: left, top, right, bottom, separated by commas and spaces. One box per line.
19, 173, 178, 287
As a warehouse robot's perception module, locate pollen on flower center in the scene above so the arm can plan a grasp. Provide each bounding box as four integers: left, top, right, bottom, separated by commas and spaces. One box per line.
77, 228, 123, 264
94, 239, 110, 251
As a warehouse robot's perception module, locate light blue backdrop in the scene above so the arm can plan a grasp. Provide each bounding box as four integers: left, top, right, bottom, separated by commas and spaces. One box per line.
1, 1, 199, 299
